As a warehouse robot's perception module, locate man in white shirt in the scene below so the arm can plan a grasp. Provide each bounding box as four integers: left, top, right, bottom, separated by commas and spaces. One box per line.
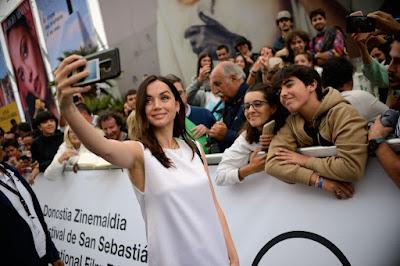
0, 162, 63, 265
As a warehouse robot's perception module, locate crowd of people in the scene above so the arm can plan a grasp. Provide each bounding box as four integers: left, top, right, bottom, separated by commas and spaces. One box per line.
1, 6, 400, 266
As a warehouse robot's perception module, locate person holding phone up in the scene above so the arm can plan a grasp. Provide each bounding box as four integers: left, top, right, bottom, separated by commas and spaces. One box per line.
216, 83, 288, 185
55, 55, 239, 266
186, 52, 213, 107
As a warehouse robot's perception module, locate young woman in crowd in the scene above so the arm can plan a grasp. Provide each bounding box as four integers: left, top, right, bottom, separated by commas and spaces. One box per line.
234, 53, 251, 78
265, 65, 368, 199
54, 55, 238, 266
186, 52, 224, 120
216, 83, 288, 185
186, 52, 214, 107
44, 126, 87, 177
275, 30, 310, 64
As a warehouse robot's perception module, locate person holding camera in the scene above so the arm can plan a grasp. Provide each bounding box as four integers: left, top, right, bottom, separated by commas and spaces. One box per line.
368, 15, 400, 186
186, 52, 213, 107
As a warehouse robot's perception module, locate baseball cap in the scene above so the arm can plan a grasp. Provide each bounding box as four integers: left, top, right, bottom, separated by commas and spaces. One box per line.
276, 10, 292, 22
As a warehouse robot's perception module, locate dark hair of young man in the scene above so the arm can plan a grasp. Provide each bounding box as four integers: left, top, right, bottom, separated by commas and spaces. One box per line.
321, 57, 354, 91
272, 65, 326, 101
125, 89, 137, 102
309, 8, 326, 21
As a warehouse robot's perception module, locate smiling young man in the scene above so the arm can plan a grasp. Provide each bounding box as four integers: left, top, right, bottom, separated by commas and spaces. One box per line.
309, 8, 345, 66
265, 65, 368, 199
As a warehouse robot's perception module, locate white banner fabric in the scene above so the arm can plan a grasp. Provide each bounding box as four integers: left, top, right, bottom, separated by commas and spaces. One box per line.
33, 158, 400, 265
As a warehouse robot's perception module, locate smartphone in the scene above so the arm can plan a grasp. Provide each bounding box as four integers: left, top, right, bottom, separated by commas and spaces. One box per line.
74, 48, 121, 86
262, 120, 275, 135
346, 16, 376, 33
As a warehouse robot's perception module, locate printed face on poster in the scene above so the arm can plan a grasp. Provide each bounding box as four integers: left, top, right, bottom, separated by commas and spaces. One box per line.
1, 0, 58, 121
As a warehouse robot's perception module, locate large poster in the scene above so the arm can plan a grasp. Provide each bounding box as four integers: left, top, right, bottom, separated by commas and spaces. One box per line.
36, 0, 97, 70
1, 0, 58, 122
0, 45, 15, 107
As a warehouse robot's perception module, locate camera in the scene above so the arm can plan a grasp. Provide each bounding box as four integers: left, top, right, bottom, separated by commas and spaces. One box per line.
346, 16, 375, 33
74, 48, 121, 86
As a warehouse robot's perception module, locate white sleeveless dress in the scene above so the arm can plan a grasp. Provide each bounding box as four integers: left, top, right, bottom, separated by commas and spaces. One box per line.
134, 139, 229, 266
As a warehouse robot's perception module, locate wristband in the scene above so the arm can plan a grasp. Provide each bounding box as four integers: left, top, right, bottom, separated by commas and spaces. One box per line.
318, 177, 324, 189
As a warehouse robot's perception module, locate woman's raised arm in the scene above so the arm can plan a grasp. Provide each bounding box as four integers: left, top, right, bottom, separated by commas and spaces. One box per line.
55, 55, 141, 169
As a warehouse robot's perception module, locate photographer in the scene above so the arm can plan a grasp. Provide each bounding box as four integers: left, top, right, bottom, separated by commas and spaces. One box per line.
368, 11, 400, 187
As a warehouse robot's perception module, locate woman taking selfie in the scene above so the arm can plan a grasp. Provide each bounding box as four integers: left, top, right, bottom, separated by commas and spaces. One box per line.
55, 55, 238, 266
216, 83, 288, 185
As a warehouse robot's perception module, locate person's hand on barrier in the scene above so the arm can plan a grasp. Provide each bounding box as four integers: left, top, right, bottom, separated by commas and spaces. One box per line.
275, 148, 310, 167
27, 166, 40, 185
208, 121, 228, 141
184, 11, 243, 55
248, 147, 267, 173
54, 55, 92, 111
369, 116, 393, 139
323, 178, 354, 199
52, 259, 64, 266
259, 134, 273, 151
58, 149, 78, 164
192, 124, 209, 138
367, 11, 400, 36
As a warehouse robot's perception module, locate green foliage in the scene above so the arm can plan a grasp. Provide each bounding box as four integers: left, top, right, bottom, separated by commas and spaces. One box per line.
83, 94, 123, 115
57, 46, 99, 62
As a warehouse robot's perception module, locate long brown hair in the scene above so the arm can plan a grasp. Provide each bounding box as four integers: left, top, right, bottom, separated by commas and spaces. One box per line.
132, 75, 196, 168
244, 83, 289, 144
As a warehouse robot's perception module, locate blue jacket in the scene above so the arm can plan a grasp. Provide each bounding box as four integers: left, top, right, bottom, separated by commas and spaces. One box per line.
187, 105, 216, 129
219, 82, 248, 152
0, 163, 60, 265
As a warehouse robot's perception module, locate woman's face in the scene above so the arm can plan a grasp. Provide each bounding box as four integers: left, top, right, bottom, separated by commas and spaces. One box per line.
144, 80, 180, 129
8, 25, 47, 101
234, 55, 246, 69
68, 129, 81, 148
244, 91, 276, 130
294, 54, 312, 67
200, 56, 212, 67
290, 36, 306, 55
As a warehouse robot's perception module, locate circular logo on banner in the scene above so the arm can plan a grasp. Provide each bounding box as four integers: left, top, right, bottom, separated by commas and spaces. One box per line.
252, 231, 351, 266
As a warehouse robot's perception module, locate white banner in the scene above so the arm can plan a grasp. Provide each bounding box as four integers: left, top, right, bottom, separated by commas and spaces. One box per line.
33, 158, 400, 265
